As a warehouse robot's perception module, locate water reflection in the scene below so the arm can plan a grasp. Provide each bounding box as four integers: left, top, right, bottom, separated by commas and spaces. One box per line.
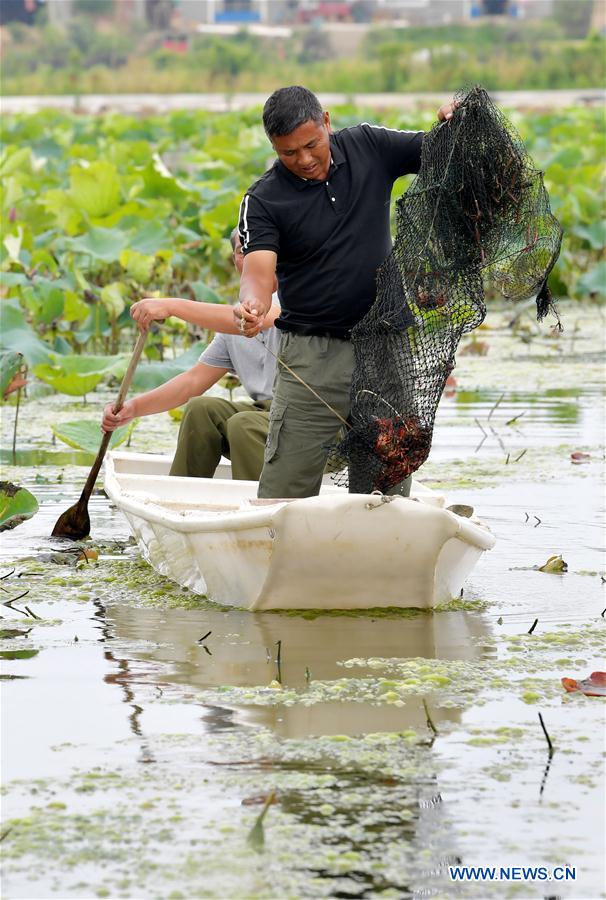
0, 448, 94, 467
104, 604, 492, 738
93, 597, 156, 763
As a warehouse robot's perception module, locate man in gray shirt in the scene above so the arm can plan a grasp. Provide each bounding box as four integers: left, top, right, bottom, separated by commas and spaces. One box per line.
102, 231, 280, 480
169, 303, 280, 480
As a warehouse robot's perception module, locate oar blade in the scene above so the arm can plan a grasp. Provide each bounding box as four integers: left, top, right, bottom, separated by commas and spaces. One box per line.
51, 502, 90, 540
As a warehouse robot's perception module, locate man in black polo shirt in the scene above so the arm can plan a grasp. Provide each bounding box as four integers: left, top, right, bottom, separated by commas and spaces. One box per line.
236, 85, 456, 499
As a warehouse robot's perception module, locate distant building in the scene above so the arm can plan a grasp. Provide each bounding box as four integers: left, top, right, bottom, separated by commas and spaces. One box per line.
12, 0, 557, 29
175, 1, 294, 26
174, 0, 554, 27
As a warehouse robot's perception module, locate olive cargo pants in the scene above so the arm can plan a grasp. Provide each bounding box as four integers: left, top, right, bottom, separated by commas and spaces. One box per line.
258, 333, 412, 499
170, 396, 271, 481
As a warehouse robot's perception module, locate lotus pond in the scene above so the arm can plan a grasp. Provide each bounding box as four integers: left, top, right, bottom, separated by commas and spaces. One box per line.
1, 302, 605, 899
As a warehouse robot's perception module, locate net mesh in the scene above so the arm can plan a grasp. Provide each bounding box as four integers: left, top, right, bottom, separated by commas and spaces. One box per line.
331, 86, 563, 494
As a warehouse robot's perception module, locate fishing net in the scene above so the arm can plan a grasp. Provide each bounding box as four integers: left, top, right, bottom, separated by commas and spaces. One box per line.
332, 86, 563, 494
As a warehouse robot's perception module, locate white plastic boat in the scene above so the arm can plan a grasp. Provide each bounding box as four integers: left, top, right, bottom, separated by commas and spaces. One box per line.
104, 451, 495, 611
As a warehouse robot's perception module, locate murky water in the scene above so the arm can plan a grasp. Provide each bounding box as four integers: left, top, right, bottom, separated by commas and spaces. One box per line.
1, 304, 604, 898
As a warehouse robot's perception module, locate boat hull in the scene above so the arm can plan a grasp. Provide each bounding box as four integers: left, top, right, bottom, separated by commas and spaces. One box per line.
105, 451, 495, 610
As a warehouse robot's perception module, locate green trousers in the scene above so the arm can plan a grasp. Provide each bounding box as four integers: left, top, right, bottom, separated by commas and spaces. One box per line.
258, 333, 412, 499
170, 396, 271, 481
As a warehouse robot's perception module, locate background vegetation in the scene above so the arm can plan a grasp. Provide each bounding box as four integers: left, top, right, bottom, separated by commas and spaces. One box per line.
1, 14, 604, 96
1, 104, 604, 404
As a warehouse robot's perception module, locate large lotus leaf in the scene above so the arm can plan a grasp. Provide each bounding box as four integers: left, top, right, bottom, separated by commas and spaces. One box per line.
107, 139, 153, 168
139, 155, 189, 204
40, 189, 84, 235
69, 161, 122, 219
0, 270, 31, 290
67, 143, 98, 164
199, 197, 240, 240
92, 201, 145, 229
571, 220, 606, 251
4, 227, 24, 264
132, 344, 204, 391
63, 226, 127, 263
190, 281, 223, 304
2, 175, 24, 213
0, 299, 54, 367
128, 221, 171, 256
64, 290, 90, 323
100, 282, 126, 319
0, 147, 32, 178
51, 419, 137, 455
119, 248, 155, 284
202, 133, 246, 167
21, 280, 65, 326
33, 353, 125, 396
0, 482, 39, 532
73, 305, 111, 345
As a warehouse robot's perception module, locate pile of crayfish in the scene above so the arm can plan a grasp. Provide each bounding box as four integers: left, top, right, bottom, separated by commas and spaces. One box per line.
371, 415, 432, 490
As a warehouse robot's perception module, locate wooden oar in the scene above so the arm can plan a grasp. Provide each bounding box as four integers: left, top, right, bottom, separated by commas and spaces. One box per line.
51, 330, 148, 540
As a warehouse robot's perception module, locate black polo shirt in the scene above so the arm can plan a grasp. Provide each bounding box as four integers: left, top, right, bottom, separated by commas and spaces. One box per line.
238, 123, 424, 338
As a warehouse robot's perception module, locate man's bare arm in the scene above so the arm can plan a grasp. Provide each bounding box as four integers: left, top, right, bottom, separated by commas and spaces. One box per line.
131, 297, 279, 334
235, 250, 278, 337
101, 362, 228, 432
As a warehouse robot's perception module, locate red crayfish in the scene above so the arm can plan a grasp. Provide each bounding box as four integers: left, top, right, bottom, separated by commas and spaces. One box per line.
372, 416, 432, 490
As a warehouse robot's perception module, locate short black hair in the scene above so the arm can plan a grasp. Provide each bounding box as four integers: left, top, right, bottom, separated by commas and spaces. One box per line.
262, 86, 324, 138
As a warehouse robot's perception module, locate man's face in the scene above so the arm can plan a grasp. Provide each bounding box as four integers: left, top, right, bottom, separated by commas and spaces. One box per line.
233, 233, 245, 276
271, 112, 332, 182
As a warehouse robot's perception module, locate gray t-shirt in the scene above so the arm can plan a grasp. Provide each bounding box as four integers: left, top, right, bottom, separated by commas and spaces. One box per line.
199, 302, 280, 401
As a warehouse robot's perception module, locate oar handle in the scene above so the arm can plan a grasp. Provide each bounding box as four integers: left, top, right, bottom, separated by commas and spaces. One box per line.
79, 329, 148, 504
112, 328, 148, 414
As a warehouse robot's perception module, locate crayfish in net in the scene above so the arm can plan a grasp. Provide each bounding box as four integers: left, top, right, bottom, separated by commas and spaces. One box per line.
371, 416, 432, 490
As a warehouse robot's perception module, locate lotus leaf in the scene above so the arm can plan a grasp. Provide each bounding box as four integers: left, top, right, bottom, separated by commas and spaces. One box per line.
119, 248, 155, 284
190, 281, 223, 304
2, 175, 24, 213
73, 305, 111, 345
63, 226, 127, 263
577, 261, 606, 298
0, 482, 39, 532
199, 197, 240, 240
0, 299, 54, 366
128, 221, 171, 256
3, 227, 23, 264
571, 220, 606, 251
69, 161, 122, 219
40, 189, 83, 235
132, 344, 204, 391
64, 290, 90, 323
21, 280, 64, 326
139, 154, 189, 204
33, 353, 125, 396
53, 336, 72, 355
100, 282, 126, 319
0, 147, 32, 178
51, 419, 137, 455
0, 271, 30, 289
